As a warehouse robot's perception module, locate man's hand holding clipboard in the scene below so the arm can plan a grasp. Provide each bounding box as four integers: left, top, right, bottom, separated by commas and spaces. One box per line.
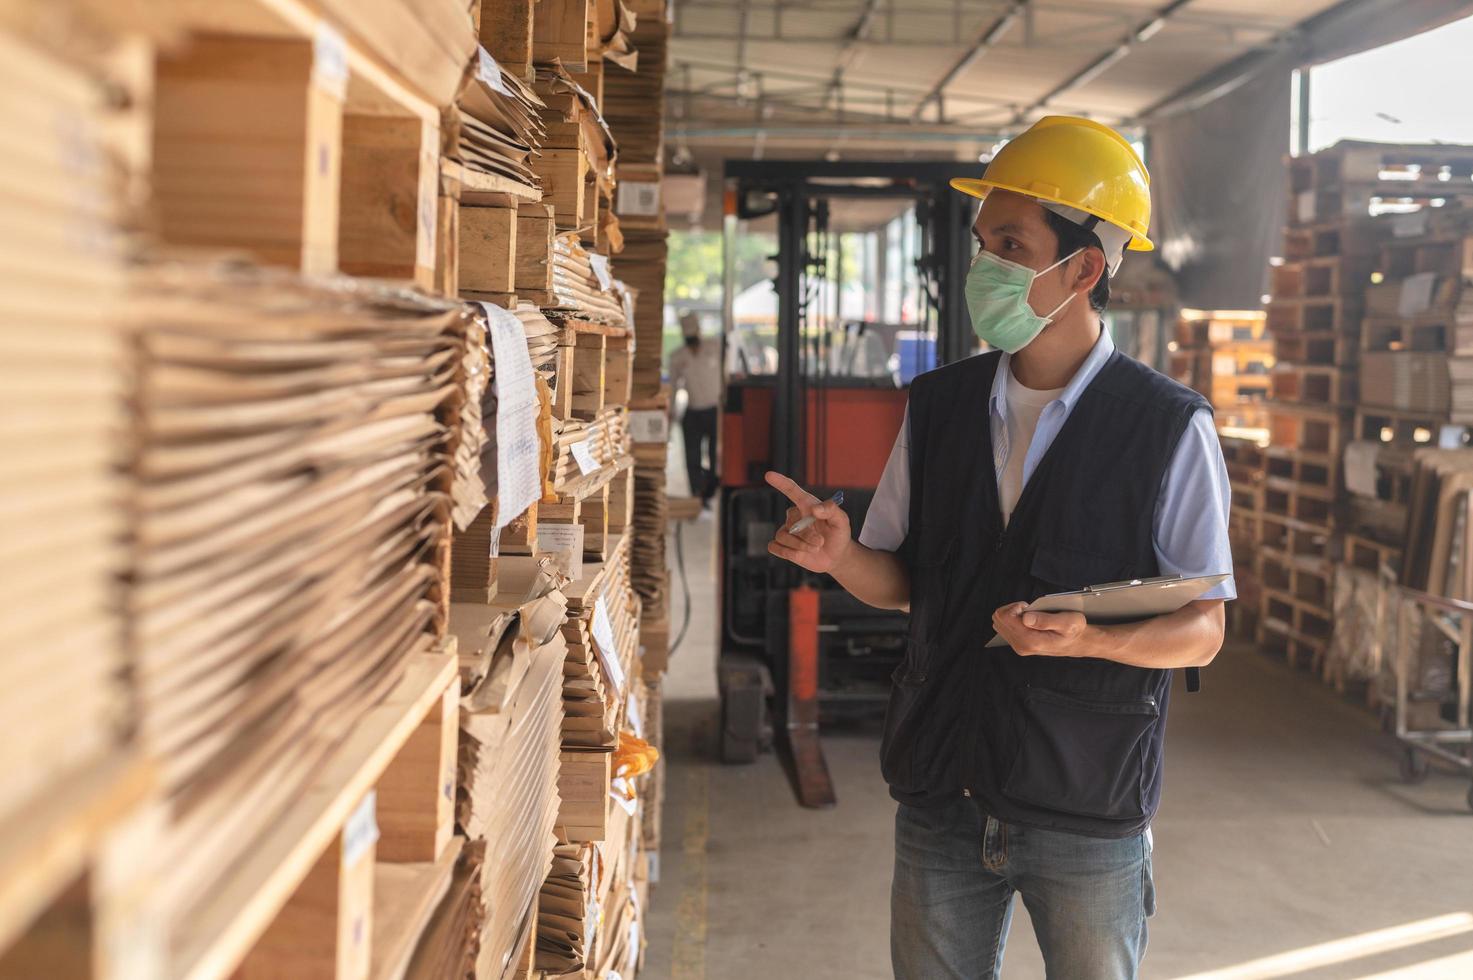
991, 573, 1230, 656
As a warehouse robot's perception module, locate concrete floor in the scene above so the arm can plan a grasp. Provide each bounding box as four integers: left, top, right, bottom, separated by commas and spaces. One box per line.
639, 513, 1473, 980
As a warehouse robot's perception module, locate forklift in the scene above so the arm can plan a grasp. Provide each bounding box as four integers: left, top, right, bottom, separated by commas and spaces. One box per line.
715, 160, 978, 807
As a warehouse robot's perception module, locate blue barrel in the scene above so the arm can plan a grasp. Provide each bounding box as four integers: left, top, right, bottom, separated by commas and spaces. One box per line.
896, 330, 937, 385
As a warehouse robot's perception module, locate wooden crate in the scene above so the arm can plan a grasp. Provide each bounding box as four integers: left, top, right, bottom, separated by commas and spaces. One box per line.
150, 20, 439, 286
556, 750, 612, 843
459, 205, 518, 294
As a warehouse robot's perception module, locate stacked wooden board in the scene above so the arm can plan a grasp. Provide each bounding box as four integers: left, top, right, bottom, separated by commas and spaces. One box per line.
0, 1, 676, 978
0, 25, 148, 966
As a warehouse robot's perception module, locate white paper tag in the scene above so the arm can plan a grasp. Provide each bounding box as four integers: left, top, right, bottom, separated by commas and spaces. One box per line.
1398, 272, 1437, 317
592, 596, 624, 694
621, 288, 636, 332
626, 691, 644, 738
628, 410, 669, 444
617, 181, 661, 217
1392, 209, 1429, 238
1296, 189, 1316, 224
312, 23, 349, 100
536, 523, 584, 580
343, 791, 379, 865
481, 303, 542, 529
476, 47, 513, 97
589, 253, 613, 291
571, 438, 600, 475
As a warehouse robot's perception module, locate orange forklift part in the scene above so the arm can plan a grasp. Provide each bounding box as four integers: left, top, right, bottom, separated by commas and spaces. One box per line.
789, 584, 821, 703
722, 384, 907, 489
786, 584, 835, 807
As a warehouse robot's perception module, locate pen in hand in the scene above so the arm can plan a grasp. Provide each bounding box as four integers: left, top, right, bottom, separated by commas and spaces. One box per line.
788, 490, 844, 534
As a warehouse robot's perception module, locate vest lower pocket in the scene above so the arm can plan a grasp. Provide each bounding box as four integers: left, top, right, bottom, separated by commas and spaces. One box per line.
1001, 688, 1159, 821
881, 641, 940, 792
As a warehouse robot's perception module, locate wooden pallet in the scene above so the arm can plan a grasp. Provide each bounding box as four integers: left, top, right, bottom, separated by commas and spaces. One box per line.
1352, 405, 1454, 448
1262, 444, 1336, 491
1268, 363, 1356, 407
1380, 233, 1473, 280
1266, 296, 1360, 334
1360, 313, 1455, 354
1271, 330, 1359, 368
1280, 218, 1383, 262
1266, 402, 1351, 456
98, 650, 461, 980
1258, 540, 1335, 609
1257, 590, 1332, 669
1343, 532, 1402, 575
1269, 255, 1373, 300
1260, 477, 1335, 531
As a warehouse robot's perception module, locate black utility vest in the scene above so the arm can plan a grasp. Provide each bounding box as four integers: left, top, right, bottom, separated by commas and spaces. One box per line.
882, 348, 1208, 838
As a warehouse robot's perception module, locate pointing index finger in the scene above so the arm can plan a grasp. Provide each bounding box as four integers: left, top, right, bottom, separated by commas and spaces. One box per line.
764, 470, 819, 508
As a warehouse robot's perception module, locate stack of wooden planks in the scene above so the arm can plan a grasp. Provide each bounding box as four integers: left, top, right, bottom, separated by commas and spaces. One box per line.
0, 26, 132, 835
124, 261, 465, 949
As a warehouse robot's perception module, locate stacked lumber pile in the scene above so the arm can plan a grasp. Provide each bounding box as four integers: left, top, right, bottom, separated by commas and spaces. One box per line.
603, 0, 674, 688
450, 555, 570, 980
125, 260, 464, 954
452, 48, 547, 198
559, 533, 641, 757
0, 27, 132, 839
544, 233, 630, 327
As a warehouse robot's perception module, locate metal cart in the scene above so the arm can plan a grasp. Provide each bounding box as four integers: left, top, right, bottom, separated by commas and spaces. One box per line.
1389, 583, 1473, 810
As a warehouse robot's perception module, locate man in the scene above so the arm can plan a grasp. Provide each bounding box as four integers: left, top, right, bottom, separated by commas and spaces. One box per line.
764, 116, 1234, 979
669, 311, 722, 507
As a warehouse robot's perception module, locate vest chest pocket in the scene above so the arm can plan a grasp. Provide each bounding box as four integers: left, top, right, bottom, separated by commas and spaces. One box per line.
1002, 687, 1159, 821
1029, 542, 1134, 594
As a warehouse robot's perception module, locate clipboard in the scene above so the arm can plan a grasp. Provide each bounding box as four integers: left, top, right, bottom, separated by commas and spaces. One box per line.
984, 573, 1230, 648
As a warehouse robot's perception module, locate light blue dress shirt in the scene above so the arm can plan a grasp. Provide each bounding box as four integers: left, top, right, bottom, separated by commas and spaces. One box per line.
857, 328, 1237, 601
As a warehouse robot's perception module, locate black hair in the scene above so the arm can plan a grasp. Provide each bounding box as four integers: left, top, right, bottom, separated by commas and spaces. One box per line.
1041, 208, 1111, 313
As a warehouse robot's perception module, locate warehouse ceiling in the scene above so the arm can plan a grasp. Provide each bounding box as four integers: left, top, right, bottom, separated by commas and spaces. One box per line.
665, 0, 1347, 160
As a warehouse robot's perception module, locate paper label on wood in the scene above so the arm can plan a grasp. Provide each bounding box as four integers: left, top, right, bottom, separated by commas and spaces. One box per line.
617, 181, 661, 217
476, 47, 513, 97
626, 691, 644, 738
1393, 209, 1430, 238
482, 303, 542, 529
622, 289, 637, 333
589, 254, 614, 292
1398, 272, 1437, 317
1295, 190, 1316, 224
592, 596, 625, 695
629, 410, 669, 444
343, 790, 379, 866
1343, 441, 1379, 499
571, 438, 600, 475
312, 23, 349, 100
537, 523, 584, 580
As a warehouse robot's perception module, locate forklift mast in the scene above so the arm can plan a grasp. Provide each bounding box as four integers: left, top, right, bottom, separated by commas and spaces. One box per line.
716, 160, 979, 806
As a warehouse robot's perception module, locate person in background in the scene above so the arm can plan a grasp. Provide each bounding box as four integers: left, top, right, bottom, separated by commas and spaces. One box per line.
669, 311, 723, 507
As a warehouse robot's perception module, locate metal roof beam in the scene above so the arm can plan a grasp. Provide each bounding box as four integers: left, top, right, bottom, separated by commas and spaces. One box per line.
912, 1, 1029, 122
1010, 0, 1193, 123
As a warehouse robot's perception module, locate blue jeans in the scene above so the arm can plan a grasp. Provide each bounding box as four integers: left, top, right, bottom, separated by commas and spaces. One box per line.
892, 798, 1155, 979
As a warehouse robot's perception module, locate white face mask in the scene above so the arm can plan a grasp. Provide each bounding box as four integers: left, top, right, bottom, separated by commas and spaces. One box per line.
965, 248, 1082, 353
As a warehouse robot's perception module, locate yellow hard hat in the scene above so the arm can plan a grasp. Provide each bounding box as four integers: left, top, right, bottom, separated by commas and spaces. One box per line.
951, 115, 1154, 252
